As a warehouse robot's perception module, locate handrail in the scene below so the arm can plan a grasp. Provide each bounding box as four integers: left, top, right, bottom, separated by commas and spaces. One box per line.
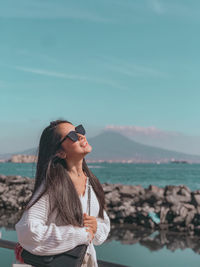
0, 239, 17, 250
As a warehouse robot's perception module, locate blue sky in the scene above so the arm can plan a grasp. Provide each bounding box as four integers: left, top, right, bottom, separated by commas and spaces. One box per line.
1, 0, 200, 153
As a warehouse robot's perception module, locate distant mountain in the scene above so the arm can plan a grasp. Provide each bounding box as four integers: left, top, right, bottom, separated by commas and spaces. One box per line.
85, 131, 200, 162
1, 132, 200, 162
105, 125, 200, 156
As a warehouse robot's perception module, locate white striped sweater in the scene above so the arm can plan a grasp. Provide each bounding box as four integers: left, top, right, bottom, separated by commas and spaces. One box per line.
15, 177, 110, 267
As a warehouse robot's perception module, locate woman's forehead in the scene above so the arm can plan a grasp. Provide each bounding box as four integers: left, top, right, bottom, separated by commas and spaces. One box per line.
57, 123, 75, 137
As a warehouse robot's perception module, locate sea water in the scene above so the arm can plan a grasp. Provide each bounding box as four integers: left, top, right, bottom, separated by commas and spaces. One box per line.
1, 162, 200, 267
1, 162, 200, 190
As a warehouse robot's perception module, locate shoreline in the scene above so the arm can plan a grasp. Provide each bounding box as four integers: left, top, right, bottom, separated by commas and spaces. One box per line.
1, 155, 200, 164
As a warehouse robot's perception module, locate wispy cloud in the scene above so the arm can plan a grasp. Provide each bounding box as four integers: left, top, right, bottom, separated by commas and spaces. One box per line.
105, 125, 182, 137
100, 56, 168, 78
13, 65, 129, 91
105, 125, 166, 135
14, 66, 90, 81
2, 0, 198, 25
147, 0, 200, 20
109, 64, 167, 78
0, 0, 111, 23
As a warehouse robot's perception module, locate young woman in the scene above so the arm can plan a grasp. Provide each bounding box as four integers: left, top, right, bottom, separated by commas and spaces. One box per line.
15, 119, 110, 267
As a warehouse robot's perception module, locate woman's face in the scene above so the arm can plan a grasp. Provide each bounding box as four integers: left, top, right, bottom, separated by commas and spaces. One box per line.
57, 123, 92, 160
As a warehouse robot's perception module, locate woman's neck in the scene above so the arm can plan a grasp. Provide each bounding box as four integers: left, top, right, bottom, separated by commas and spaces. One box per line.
66, 159, 84, 177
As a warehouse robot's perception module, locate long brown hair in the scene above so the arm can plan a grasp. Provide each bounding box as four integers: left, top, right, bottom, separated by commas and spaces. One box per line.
26, 119, 105, 227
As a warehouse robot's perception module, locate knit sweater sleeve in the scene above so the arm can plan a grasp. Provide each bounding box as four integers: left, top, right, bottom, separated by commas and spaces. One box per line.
15, 189, 89, 255
93, 210, 110, 246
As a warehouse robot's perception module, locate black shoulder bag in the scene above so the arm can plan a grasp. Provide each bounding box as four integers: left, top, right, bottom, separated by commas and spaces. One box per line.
21, 179, 91, 267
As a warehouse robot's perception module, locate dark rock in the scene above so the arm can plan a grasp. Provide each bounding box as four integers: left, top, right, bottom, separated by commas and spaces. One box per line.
170, 204, 181, 215
180, 188, 191, 197
160, 206, 169, 223
102, 183, 115, 193
106, 190, 121, 206
196, 206, 200, 214
179, 206, 188, 218
193, 194, 200, 206
0, 175, 6, 183
148, 185, 164, 197
165, 186, 180, 196
177, 195, 191, 203
166, 195, 179, 205
120, 185, 144, 197
0, 184, 6, 194
183, 203, 195, 210
143, 191, 161, 204
185, 211, 195, 226
180, 185, 191, 194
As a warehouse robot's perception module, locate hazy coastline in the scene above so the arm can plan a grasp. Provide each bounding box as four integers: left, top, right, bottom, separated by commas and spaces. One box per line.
0, 154, 199, 164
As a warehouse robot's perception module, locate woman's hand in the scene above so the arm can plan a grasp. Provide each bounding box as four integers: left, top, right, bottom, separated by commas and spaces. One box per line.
85, 227, 94, 242
83, 213, 97, 240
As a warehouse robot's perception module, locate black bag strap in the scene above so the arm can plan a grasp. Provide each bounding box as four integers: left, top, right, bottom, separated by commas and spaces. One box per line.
87, 178, 91, 216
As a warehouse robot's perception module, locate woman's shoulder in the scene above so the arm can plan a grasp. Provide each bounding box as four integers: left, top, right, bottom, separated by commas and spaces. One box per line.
16, 182, 49, 227
27, 181, 49, 209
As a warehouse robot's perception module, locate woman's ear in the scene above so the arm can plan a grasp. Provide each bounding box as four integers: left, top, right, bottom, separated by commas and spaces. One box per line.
56, 150, 66, 159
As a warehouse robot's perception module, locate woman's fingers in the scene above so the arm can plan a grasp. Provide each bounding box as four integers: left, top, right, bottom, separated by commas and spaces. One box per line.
84, 222, 93, 226
83, 214, 97, 234
85, 227, 94, 241
84, 220, 95, 225
84, 223, 95, 229
84, 224, 95, 232
84, 219, 96, 226
84, 222, 97, 233
84, 215, 96, 223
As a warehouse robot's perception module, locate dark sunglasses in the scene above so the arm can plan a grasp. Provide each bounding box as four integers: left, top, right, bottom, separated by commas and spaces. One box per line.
59, 124, 86, 145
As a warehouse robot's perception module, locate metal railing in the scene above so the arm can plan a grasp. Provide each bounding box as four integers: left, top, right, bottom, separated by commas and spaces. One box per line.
0, 239, 16, 250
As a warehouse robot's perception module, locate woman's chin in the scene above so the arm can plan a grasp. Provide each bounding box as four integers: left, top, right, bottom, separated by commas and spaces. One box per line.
85, 144, 92, 153
83, 144, 92, 155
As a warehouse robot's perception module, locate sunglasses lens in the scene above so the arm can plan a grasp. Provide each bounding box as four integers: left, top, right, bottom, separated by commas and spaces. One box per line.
68, 131, 79, 142
59, 125, 85, 145
75, 125, 85, 135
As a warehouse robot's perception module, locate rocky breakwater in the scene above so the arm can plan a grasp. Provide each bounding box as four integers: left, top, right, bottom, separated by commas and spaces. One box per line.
0, 174, 34, 228
1, 174, 200, 234
104, 183, 200, 234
